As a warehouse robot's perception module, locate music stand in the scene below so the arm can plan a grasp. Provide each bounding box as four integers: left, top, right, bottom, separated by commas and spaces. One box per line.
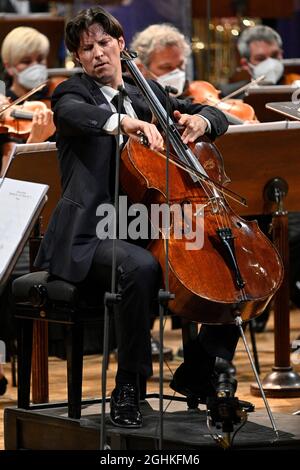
3, 142, 59, 231
0, 176, 48, 291
244, 85, 296, 122
247, 103, 300, 397
266, 102, 300, 121
2, 142, 59, 404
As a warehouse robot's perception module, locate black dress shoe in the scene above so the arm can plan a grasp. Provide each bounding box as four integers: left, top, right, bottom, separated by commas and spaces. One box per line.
214, 357, 236, 376
169, 362, 216, 402
0, 376, 8, 396
110, 383, 142, 428
170, 363, 254, 412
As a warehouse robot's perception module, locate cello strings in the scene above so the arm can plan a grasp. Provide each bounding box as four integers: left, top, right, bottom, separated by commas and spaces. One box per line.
150, 146, 247, 207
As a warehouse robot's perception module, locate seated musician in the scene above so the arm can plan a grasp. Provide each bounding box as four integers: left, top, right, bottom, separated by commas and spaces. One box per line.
0, 26, 55, 174
131, 23, 256, 125
220, 25, 284, 98
130, 23, 190, 99
34, 6, 244, 428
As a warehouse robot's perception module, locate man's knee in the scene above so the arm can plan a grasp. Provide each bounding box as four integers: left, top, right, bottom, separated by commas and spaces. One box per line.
118, 251, 160, 288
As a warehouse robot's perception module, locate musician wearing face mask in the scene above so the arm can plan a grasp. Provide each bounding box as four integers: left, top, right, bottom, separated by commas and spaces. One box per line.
130, 24, 257, 126
238, 25, 284, 84
0, 27, 56, 174
221, 25, 284, 98
130, 24, 190, 101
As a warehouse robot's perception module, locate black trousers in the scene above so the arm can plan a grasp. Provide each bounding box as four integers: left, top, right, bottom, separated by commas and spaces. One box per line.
87, 239, 240, 382
88, 239, 161, 378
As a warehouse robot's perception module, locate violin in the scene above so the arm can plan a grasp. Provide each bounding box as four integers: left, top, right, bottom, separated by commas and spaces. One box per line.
0, 100, 48, 137
187, 80, 257, 123
120, 50, 283, 324
283, 73, 300, 85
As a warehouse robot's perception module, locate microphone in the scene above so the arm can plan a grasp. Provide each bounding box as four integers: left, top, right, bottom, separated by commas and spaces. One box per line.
216, 373, 237, 398
206, 372, 247, 448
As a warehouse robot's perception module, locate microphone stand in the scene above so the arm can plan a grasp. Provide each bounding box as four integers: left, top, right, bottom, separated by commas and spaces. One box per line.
100, 85, 125, 450
157, 86, 176, 450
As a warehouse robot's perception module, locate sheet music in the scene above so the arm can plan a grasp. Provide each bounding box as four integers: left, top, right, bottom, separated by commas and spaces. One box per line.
0, 178, 48, 282
226, 120, 300, 134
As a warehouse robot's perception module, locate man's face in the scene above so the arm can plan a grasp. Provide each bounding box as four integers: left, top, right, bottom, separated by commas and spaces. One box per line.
248, 40, 283, 65
76, 23, 125, 88
145, 44, 185, 78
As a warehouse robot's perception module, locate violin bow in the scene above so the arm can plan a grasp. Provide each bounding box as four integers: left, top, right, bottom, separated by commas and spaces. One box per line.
0, 81, 48, 116
219, 75, 265, 102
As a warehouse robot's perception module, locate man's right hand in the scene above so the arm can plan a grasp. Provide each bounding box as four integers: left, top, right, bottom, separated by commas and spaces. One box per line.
120, 116, 164, 152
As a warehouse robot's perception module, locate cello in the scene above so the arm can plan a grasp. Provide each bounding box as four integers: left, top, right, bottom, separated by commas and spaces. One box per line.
120, 50, 283, 324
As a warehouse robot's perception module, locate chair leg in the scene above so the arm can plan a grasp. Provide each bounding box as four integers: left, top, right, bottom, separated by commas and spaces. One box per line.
9, 338, 17, 387
66, 322, 84, 419
10, 354, 17, 388
17, 317, 33, 409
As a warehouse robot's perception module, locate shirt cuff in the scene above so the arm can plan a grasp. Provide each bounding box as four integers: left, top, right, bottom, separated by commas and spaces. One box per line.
197, 115, 211, 134
103, 114, 127, 134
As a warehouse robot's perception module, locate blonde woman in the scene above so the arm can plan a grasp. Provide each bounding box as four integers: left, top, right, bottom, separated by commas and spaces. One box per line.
0, 27, 55, 174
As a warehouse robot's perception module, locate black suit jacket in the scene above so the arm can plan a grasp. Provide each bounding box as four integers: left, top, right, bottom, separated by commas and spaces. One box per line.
35, 73, 228, 282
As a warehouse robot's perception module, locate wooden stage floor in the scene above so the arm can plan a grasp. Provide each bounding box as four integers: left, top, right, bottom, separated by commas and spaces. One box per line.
1, 310, 300, 450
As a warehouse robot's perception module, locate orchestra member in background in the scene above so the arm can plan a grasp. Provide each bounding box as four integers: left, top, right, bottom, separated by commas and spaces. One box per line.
130, 23, 190, 99
238, 25, 284, 84
220, 25, 284, 98
0, 27, 55, 174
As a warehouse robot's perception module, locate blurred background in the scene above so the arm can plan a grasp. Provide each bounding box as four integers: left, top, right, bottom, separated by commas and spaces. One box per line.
1, 0, 300, 84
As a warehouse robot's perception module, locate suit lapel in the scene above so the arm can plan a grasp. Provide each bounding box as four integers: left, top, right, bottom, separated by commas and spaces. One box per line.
81, 73, 110, 107
125, 81, 153, 122
81, 73, 153, 122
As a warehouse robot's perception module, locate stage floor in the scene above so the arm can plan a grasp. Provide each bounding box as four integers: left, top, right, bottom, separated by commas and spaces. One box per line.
4, 397, 300, 451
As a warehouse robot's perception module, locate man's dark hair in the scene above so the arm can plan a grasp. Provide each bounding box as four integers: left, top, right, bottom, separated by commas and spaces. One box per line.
65, 6, 124, 53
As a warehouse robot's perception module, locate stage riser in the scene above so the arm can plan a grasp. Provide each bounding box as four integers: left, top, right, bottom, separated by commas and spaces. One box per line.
4, 405, 300, 451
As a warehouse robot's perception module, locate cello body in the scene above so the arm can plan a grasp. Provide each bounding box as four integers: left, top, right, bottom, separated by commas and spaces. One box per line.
120, 137, 283, 324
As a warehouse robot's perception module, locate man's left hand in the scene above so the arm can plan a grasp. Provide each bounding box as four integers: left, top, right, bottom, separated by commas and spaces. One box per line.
173, 110, 207, 144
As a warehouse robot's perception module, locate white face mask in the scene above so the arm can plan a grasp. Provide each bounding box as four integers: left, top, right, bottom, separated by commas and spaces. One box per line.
156, 68, 186, 96
16, 64, 48, 90
249, 57, 284, 84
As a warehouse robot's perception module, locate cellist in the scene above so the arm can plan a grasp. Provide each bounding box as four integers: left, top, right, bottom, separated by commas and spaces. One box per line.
33, 6, 246, 429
